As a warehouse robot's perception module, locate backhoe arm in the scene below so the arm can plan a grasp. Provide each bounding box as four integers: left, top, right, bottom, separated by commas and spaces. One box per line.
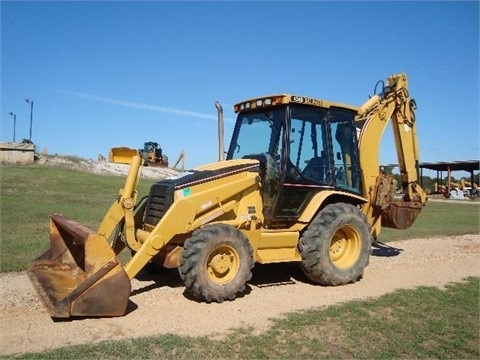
357, 73, 427, 234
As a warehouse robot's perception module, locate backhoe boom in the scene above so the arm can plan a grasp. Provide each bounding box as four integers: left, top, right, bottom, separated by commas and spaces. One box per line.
357, 73, 427, 234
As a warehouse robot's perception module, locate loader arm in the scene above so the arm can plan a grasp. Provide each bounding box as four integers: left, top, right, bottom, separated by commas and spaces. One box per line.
99, 148, 143, 251
356, 73, 427, 235
27, 148, 143, 318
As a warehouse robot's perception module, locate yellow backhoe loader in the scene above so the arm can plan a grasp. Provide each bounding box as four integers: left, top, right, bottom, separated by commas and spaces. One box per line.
28, 73, 427, 318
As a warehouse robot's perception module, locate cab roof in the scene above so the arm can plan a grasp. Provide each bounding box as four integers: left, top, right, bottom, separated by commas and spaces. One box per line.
234, 94, 359, 113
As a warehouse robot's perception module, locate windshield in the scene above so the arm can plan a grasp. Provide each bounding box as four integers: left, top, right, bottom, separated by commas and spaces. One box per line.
227, 108, 284, 160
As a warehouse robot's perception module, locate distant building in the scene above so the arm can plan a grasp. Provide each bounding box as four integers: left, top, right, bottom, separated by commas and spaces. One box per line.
0, 140, 35, 164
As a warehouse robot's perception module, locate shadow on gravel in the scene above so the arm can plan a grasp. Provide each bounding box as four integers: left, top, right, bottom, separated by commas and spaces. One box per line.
131, 267, 183, 297
179, 263, 307, 303
130, 262, 309, 301
124, 300, 139, 315
371, 241, 403, 257
250, 262, 308, 287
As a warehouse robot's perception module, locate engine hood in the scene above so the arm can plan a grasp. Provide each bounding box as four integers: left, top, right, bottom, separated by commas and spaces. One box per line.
160, 158, 260, 190
143, 159, 260, 227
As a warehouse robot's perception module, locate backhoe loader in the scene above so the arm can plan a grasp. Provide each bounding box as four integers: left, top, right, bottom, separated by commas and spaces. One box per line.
28, 73, 427, 318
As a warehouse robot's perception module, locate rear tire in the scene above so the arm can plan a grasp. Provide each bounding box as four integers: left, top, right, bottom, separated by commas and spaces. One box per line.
179, 224, 254, 302
298, 203, 372, 285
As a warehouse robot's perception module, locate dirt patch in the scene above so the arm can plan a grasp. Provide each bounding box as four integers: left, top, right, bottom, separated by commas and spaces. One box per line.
1, 234, 479, 356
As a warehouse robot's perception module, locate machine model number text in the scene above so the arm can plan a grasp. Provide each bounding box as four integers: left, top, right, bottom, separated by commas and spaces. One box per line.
292, 96, 324, 107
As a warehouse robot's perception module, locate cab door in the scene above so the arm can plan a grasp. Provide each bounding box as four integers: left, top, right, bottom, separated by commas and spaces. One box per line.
272, 105, 330, 221
328, 109, 362, 194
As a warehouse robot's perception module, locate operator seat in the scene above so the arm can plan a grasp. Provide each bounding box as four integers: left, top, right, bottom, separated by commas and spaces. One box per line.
302, 157, 325, 183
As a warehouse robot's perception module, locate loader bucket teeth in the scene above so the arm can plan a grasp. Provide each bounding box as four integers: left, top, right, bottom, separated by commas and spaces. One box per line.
27, 214, 131, 318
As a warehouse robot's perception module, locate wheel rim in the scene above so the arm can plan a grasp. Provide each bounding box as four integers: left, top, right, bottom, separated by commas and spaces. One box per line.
206, 244, 240, 284
329, 225, 361, 269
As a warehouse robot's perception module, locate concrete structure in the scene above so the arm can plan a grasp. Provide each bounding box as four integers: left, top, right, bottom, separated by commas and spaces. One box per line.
0, 141, 36, 164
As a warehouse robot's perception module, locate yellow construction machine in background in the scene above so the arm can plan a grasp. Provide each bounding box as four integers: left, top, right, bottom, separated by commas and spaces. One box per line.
28, 73, 427, 318
139, 141, 168, 167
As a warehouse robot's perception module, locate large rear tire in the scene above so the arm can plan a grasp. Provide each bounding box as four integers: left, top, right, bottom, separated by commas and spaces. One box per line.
298, 203, 372, 285
179, 224, 254, 302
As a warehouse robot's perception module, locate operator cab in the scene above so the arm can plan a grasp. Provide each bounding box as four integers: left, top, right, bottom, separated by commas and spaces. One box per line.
143, 142, 162, 158
227, 94, 362, 224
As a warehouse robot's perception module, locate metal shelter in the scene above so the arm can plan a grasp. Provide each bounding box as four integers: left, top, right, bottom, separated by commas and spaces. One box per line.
419, 160, 479, 196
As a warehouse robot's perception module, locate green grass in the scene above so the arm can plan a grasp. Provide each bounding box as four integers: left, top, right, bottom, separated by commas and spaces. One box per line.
0, 165, 155, 272
378, 200, 480, 242
8, 277, 479, 359
1, 165, 479, 272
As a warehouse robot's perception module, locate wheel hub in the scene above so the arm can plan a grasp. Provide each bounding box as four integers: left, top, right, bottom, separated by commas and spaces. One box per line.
206, 245, 240, 284
330, 233, 347, 261
329, 226, 361, 268
209, 253, 233, 276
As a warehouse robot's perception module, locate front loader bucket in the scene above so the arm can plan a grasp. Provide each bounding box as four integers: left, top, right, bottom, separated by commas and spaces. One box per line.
109, 147, 139, 164
27, 214, 131, 318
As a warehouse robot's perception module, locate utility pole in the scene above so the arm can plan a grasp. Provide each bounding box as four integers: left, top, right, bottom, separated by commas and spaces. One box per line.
8, 112, 16, 142
25, 98, 34, 141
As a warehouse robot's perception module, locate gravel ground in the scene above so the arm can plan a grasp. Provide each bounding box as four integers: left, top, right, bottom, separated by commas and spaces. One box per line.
0, 234, 479, 356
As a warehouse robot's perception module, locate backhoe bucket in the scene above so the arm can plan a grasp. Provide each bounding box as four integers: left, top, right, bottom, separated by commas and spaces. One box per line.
27, 214, 131, 318
381, 200, 423, 230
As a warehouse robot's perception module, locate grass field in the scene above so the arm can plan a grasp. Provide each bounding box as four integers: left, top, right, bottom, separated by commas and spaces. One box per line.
1, 164, 479, 359
1, 164, 478, 272
379, 198, 480, 242
0, 165, 156, 272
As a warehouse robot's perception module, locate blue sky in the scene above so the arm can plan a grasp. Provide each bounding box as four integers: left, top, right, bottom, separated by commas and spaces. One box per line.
1, 1, 478, 173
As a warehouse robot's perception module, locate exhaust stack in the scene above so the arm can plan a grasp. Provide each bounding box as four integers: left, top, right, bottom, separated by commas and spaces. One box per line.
215, 101, 224, 161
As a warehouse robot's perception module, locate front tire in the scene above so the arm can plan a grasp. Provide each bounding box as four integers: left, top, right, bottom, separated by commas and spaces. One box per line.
298, 203, 372, 285
179, 224, 254, 302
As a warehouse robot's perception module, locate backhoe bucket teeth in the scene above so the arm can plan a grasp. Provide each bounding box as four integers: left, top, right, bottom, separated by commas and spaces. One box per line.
381, 200, 423, 230
27, 214, 131, 318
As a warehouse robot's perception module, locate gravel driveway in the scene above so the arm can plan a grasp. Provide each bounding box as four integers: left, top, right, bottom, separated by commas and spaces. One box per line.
1, 234, 479, 356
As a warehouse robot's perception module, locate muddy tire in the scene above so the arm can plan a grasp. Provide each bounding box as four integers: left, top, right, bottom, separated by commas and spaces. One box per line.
298, 203, 372, 285
179, 224, 254, 303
